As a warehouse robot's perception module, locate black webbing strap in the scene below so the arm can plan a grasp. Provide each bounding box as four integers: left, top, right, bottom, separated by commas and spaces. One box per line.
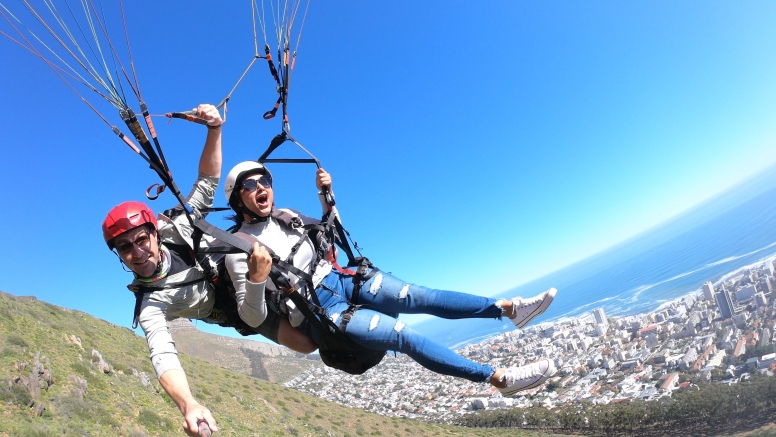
192, 217, 254, 254
194, 217, 307, 276
351, 259, 378, 306
196, 246, 244, 254
259, 133, 287, 162
131, 292, 148, 329
281, 278, 334, 335
339, 305, 360, 331
335, 218, 360, 264
165, 206, 231, 220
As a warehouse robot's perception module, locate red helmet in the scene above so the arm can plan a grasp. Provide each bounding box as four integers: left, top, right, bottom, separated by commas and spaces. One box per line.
102, 201, 158, 249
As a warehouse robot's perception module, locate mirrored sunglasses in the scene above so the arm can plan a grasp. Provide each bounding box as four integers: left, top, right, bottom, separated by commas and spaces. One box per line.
241, 175, 273, 192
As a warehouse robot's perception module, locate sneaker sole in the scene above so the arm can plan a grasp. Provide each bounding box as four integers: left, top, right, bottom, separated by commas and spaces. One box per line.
499, 361, 556, 396
514, 287, 557, 328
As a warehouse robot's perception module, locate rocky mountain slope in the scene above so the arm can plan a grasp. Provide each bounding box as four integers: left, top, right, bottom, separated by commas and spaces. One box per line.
0, 291, 550, 436
168, 318, 321, 383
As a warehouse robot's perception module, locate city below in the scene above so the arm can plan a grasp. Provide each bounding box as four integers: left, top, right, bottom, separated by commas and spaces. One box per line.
285, 256, 776, 423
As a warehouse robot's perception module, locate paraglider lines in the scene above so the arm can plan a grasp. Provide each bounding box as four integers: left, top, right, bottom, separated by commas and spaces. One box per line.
0, 0, 192, 213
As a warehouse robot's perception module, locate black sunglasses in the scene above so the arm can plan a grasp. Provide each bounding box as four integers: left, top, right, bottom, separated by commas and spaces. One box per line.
115, 230, 152, 255
241, 174, 273, 192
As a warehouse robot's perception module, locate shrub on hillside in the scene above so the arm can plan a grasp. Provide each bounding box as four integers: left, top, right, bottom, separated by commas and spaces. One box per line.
70, 362, 106, 390
2, 380, 32, 407
137, 408, 171, 431
55, 391, 118, 427
7, 334, 28, 348
13, 425, 57, 437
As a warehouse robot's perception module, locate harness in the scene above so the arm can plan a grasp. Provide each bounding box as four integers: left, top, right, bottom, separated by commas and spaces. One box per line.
192, 208, 386, 375
123, 89, 383, 373
129, 275, 205, 329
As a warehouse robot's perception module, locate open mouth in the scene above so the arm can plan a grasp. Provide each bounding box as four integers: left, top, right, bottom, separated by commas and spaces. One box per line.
256, 191, 269, 207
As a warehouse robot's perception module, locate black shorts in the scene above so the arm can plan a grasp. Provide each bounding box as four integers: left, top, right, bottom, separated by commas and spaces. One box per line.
246, 306, 282, 343
205, 304, 282, 343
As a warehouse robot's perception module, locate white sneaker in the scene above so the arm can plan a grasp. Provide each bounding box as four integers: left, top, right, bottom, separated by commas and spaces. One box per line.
507, 288, 557, 328
498, 358, 556, 396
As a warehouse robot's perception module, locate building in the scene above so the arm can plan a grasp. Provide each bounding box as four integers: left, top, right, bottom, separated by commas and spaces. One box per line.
644, 333, 660, 348
593, 308, 608, 329
760, 328, 772, 348
732, 337, 747, 360
702, 281, 715, 301
621, 360, 641, 370
679, 349, 699, 370
733, 313, 749, 329
759, 353, 776, 370
755, 292, 768, 308
758, 277, 773, 294
736, 284, 757, 302
716, 290, 735, 319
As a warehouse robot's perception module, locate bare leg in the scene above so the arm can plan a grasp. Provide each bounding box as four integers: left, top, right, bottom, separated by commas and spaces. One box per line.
490, 368, 507, 387
277, 318, 318, 354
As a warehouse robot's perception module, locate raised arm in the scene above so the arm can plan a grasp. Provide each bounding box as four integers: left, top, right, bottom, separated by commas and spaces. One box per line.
194, 104, 224, 178
315, 168, 339, 219
165, 104, 223, 216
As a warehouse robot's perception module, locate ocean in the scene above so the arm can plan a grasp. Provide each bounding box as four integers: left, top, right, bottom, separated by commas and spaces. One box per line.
414, 164, 776, 349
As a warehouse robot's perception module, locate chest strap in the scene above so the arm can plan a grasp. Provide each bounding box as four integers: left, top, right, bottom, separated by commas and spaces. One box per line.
128, 277, 205, 329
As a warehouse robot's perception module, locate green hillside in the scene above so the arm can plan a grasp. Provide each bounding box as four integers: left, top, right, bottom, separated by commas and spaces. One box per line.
167, 318, 321, 384
0, 291, 558, 437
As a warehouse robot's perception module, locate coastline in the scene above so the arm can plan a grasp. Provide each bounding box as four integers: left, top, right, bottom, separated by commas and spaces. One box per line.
620, 251, 776, 323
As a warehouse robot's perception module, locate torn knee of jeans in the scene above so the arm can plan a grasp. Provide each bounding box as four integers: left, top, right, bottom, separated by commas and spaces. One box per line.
329, 312, 341, 324
398, 284, 410, 299
368, 273, 384, 295
368, 314, 380, 331
393, 320, 405, 333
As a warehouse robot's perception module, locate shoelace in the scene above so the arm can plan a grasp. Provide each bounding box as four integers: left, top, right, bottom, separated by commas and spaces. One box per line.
508, 293, 544, 318
517, 294, 543, 308
504, 362, 544, 383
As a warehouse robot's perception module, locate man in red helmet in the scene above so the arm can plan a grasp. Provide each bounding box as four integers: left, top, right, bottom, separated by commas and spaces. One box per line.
102, 104, 315, 436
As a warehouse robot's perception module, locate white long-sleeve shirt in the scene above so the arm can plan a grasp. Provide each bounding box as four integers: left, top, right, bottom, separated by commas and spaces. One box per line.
226, 195, 337, 328
131, 174, 220, 379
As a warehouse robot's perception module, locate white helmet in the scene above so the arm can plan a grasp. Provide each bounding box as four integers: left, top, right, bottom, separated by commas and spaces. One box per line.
224, 161, 271, 209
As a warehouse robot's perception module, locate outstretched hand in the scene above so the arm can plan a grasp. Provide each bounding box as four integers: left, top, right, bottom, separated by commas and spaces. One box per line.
248, 242, 272, 283
182, 403, 218, 436
316, 168, 332, 191
194, 103, 223, 127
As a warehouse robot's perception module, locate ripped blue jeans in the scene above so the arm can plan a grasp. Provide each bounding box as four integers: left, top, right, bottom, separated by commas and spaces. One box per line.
301, 269, 504, 382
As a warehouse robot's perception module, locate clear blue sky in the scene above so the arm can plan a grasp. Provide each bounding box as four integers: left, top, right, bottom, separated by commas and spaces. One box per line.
1, 1, 776, 338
